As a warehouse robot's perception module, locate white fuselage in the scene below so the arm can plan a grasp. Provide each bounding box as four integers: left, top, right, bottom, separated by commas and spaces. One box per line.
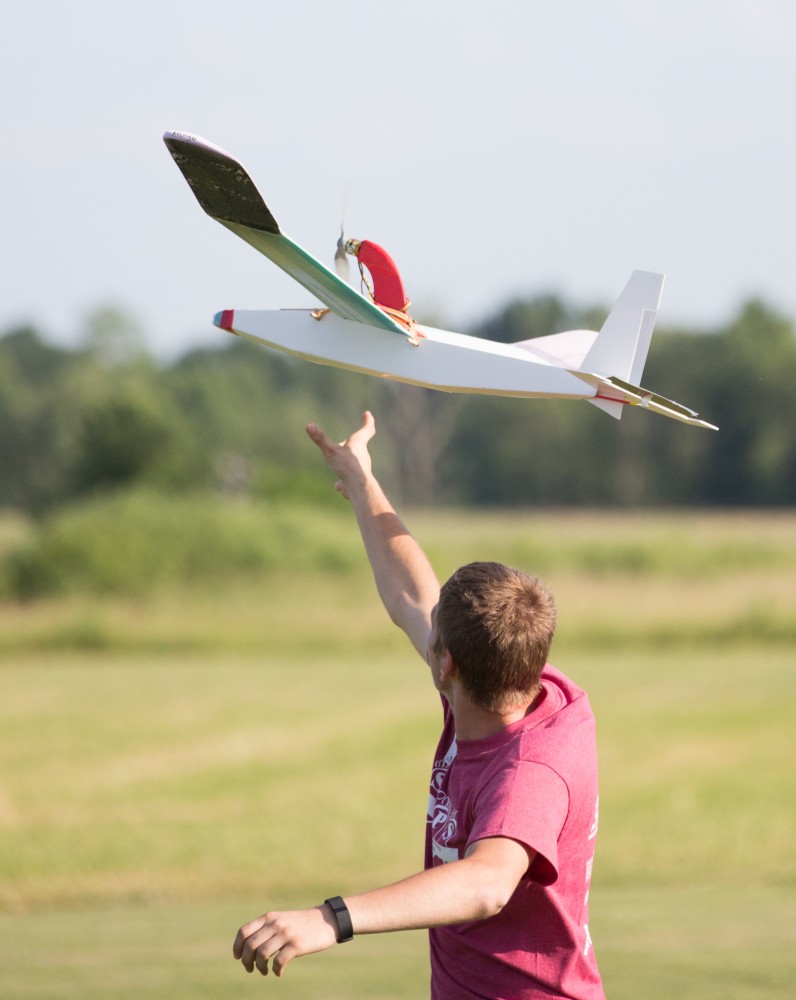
220, 309, 595, 400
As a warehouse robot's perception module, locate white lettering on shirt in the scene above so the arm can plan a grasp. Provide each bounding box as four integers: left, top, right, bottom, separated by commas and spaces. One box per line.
428, 739, 459, 864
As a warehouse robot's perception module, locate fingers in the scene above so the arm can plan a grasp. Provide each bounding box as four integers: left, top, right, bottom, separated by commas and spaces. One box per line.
306, 411, 376, 456
272, 944, 297, 978
305, 421, 337, 457
352, 410, 376, 446
234, 916, 282, 976
232, 915, 266, 959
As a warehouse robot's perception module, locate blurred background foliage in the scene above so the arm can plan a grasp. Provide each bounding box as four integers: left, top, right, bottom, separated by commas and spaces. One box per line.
1, 294, 794, 599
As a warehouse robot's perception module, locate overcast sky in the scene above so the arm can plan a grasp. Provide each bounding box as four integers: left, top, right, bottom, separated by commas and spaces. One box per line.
4, 0, 795, 357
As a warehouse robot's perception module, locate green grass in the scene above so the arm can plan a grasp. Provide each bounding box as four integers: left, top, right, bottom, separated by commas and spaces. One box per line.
1, 507, 794, 997
1, 645, 793, 997
0, 901, 431, 1000
2, 887, 793, 1000
594, 884, 796, 999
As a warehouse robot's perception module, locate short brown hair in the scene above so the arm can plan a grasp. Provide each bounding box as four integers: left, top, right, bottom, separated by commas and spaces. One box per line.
434, 562, 557, 712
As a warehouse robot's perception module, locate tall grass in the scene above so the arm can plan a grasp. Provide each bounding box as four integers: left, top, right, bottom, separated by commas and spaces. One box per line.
0, 490, 362, 599
1, 504, 794, 654
2, 495, 795, 598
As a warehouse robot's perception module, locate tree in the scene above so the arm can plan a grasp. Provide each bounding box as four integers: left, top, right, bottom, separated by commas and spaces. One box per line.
2, 295, 794, 512
67, 383, 194, 496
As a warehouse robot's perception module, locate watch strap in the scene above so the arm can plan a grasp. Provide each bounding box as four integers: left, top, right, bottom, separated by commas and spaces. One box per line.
324, 896, 354, 943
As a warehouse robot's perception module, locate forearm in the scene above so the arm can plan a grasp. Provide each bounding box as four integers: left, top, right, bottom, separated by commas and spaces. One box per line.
345, 856, 512, 934
349, 868, 490, 933
347, 472, 440, 651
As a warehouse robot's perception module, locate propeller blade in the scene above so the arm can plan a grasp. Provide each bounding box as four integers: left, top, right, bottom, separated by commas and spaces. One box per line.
334, 230, 350, 281
334, 188, 351, 281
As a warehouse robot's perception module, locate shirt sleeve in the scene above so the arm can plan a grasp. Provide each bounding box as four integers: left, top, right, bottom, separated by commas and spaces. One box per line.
467, 761, 569, 886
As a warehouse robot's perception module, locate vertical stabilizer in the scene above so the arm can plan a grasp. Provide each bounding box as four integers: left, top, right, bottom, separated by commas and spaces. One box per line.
581, 271, 664, 381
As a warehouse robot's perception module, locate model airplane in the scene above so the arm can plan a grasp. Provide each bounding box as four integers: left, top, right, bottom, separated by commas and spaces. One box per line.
163, 130, 717, 430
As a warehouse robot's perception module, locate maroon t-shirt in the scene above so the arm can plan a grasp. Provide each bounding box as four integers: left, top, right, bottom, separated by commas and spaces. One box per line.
426, 664, 605, 1000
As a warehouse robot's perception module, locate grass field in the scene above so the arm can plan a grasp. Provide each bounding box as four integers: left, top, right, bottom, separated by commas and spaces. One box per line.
1, 508, 794, 998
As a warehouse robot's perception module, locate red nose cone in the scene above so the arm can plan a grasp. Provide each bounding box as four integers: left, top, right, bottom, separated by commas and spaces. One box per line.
214, 309, 235, 331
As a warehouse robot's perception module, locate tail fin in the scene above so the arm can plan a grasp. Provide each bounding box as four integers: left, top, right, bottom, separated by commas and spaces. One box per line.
581, 270, 664, 419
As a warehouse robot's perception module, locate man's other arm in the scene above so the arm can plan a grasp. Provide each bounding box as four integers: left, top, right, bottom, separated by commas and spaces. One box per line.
234, 836, 534, 977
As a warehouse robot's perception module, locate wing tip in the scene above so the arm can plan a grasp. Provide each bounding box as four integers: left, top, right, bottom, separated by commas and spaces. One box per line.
163, 129, 233, 160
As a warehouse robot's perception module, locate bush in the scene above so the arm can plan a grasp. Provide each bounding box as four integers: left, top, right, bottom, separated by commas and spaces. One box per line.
2, 489, 360, 599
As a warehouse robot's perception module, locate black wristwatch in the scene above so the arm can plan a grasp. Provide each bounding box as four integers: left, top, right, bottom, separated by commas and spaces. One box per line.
324, 896, 354, 943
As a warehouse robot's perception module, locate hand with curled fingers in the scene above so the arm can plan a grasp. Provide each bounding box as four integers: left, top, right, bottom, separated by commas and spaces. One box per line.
233, 905, 338, 977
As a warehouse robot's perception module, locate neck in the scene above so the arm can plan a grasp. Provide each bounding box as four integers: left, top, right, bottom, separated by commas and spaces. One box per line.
448, 685, 542, 741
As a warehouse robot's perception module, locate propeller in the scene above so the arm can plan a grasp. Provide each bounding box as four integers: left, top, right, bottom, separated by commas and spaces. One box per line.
334, 187, 353, 282
334, 223, 350, 281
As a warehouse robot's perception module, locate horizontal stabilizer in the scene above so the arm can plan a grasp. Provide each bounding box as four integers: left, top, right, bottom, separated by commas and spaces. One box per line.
574, 372, 718, 429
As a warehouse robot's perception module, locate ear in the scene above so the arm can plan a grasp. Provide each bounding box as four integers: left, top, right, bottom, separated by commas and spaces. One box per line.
439, 649, 458, 684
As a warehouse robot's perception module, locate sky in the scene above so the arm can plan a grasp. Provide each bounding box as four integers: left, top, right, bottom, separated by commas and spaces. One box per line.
4, 0, 795, 358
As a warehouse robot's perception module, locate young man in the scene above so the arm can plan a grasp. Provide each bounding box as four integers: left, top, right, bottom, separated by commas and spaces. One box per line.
233, 412, 605, 999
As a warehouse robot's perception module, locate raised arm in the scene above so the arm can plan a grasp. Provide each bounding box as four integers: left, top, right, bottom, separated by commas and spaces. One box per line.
306, 412, 439, 659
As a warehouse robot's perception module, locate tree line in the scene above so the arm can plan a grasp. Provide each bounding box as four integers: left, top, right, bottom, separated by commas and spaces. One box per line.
1, 295, 795, 514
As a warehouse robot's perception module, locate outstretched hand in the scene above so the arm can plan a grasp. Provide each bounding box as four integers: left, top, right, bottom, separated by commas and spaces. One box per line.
306, 411, 376, 500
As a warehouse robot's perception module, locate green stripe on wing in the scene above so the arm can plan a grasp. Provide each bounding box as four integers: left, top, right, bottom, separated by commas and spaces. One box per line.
218, 222, 405, 334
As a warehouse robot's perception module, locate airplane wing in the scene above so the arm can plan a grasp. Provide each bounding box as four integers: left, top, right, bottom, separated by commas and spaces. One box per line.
162, 131, 408, 338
